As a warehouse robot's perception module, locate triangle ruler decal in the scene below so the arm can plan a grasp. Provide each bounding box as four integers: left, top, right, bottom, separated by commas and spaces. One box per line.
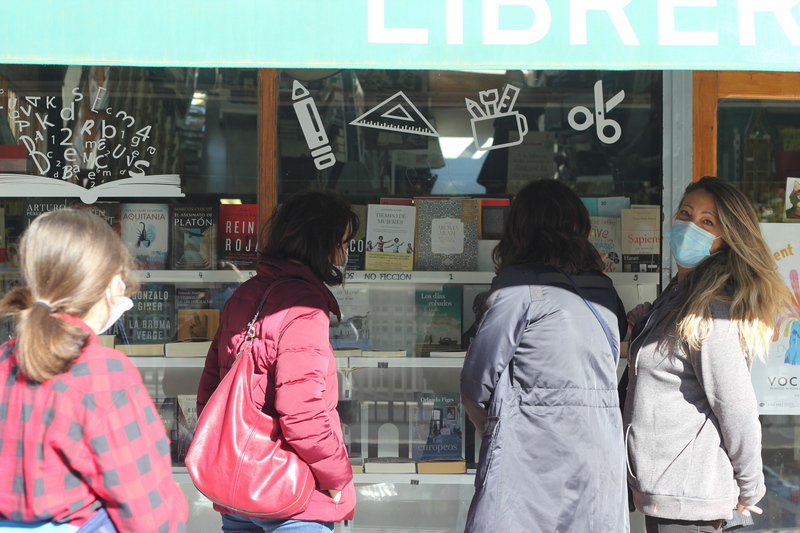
350, 92, 439, 137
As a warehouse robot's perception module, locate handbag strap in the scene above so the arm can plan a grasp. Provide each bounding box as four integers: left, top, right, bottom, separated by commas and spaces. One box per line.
236, 278, 308, 360
549, 267, 618, 359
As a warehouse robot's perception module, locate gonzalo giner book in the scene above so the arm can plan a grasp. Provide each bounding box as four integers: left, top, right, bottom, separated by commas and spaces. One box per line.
170, 205, 217, 270
124, 284, 176, 344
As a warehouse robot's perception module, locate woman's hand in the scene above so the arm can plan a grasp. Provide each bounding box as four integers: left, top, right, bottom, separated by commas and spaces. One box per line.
626, 302, 653, 334
328, 489, 342, 503
736, 503, 762, 516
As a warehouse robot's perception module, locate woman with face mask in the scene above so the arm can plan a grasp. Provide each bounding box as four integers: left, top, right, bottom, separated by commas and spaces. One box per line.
0, 208, 188, 532
622, 177, 793, 533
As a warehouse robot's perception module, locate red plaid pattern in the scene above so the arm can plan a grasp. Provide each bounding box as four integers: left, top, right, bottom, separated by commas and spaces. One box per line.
0, 317, 188, 532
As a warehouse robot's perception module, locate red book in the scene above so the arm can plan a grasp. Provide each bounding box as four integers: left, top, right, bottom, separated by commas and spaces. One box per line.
217, 204, 258, 270
0, 145, 27, 173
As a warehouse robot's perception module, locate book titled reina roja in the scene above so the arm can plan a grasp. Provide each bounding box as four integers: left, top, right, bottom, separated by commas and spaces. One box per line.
218, 203, 258, 270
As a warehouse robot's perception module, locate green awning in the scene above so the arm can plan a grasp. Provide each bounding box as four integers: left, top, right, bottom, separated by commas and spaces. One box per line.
4, 0, 800, 70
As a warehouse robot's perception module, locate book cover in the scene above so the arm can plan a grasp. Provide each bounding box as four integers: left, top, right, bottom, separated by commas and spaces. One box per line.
785, 177, 800, 222
120, 203, 170, 270
176, 288, 219, 341
597, 197, 631, 218
415, 285, 462, 357
0, 199, 23, 268
478, 199, 510, 240
589, 216, 623, 273
124, 283, 176, 344
329, 284, 370, 350
621, 208, 660, 272
410, 392, 463, 460
155, 397, 179, 462
461, 284, 491, 350
72, 201, 121, 233
346, 204, 367, 271
415, 198, 479, 271
23, 198, 70, 226
175, 394, 198, 464
218, 203, 258, 269
0, 208, 5, 263
364, 204, 416, 271
363, 457, 417, 474
170, 205, 217, 270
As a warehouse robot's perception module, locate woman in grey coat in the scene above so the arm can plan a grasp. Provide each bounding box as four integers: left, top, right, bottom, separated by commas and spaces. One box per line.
623, 177, 793, 533
461, 179, 630, 533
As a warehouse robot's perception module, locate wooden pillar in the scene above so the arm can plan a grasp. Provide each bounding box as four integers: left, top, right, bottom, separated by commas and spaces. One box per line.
258, 69, 278, 230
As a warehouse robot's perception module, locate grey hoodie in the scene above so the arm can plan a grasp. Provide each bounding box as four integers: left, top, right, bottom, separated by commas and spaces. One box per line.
622, 277, 765, 521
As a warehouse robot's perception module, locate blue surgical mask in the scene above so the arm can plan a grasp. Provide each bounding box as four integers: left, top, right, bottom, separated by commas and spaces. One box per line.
665, 220, 720, 268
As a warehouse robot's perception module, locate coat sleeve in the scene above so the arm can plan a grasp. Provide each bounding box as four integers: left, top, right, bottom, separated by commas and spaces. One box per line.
691, 300, 766, 507
460, 269, 530, 434
196, 326, 221, 417
273, 303, 351, 491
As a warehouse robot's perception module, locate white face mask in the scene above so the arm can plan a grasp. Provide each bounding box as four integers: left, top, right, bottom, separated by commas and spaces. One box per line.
98, 279, 134, 334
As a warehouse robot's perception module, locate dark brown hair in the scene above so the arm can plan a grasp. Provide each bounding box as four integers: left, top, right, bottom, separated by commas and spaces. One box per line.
0, 208, 139, 382
260, 190, 359, 286
493, 179, 603, 273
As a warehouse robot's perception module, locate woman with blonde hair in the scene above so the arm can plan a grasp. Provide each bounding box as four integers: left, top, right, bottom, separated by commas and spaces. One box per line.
0, 208, 188, 532
623, 176, 793, 533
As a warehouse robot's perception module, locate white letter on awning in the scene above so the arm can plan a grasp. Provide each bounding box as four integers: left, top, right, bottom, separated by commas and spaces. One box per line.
447, 0, 465, 44
570, 0, 640, 45
738, 0, 800, 45
368, 0, 429, 44
659, 0, 718, 45
483, 0, 552, 45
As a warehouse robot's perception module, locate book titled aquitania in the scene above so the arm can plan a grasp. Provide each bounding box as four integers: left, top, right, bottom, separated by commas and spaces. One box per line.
218, 204, 258, 270
120, 203, 170, 270
170, 205, 217, 270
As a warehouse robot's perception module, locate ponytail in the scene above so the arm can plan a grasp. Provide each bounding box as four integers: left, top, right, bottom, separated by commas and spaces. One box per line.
0, 286, 89, 382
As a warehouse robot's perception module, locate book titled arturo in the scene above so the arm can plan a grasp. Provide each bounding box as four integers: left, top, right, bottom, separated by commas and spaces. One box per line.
120, 203, 170, 270
218, 203, 258, 270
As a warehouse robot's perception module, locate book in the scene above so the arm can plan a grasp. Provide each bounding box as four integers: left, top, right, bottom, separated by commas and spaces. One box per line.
415, 285, 462, 357
0, 199, 23, 267
155, 397, 179, 462
176, 288, 219, 341
217, 203, 258, 269
176, 394, 198, 464
23, 198, 70, 226
124, 283, 176, 345
72, 201, 121, 233
363, 457, 417, 474
417, 457, 467, 474
120, 203, 170, 270
115, 343, 165, 356
0, 208, 5, 263
589, 216, 623, 273
329, 284, 370, 350
581, 197, 630, 218
345, 204, 367, 271
165, 341, 212, 357
0, 174, 184, 205
785, 177, 800, 222
333, 348, 363, 357
410, 392, 464, 461
478, 199, 510, 240
360, 349, 407, 358
349, 454, 364, 474
621, 208, 660, 272
428, 351, 467, 358
415, 198, 479, 271
364, 204, 416, 271
170, 205, 217, 270
461, 284, 491, 350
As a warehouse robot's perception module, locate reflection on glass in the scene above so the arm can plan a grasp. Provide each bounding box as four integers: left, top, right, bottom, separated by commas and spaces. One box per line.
276, 69, 663, 206
718, 99, 800, 222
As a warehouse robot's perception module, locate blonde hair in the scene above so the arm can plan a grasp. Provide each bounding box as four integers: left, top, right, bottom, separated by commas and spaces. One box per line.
676, 177, 793, 360
0, 208, 139, 382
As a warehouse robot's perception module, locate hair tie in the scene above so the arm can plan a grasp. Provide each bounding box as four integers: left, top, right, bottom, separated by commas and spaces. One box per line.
31, 301, 54, 313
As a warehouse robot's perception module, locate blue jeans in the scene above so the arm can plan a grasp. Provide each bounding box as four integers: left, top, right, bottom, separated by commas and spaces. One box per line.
220, 514, 333, 533
0, 508, 115, 532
